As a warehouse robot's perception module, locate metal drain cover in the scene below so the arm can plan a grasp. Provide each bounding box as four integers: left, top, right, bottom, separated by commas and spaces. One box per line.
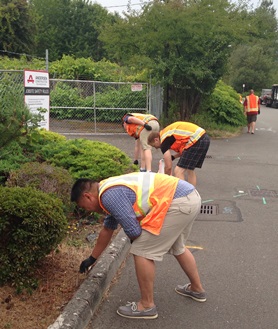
200, 204, 218, 215
197, 201, 242, 222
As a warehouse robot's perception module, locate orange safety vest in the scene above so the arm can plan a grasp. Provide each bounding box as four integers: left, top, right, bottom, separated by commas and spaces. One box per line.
98, 172, 179, 235
124, 113, 158, 138
160, 121, 205, 153
245, 94, 259, 115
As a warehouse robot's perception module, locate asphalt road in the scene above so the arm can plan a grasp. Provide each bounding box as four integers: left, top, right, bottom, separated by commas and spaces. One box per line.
68, 106, 278, 329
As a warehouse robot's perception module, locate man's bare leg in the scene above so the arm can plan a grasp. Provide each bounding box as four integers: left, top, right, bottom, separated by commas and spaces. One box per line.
174, 166, 197, 186
175, 248, 204, 292
251, 121, 256, 134
133, 255, 155, 309
144, 149, 153, 171
186, 169, 197, 186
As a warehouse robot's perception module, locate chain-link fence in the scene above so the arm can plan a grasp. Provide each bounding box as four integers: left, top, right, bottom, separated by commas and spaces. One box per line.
0, 70, 24, 98
0, 70, 163, 134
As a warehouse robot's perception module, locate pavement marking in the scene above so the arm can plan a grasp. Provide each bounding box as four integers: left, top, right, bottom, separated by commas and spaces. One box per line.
233, 193, 248, 197
262, 197, 267, 205
185, 245, 204, 250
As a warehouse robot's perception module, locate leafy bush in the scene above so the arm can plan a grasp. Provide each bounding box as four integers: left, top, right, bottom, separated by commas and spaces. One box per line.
0, 186, 67, 291
0, 130, 134, 184
194, 80, 246, 129
0, 140, 38, 183
0, 72, 45, 150
50, 82, 147, 122
0, 130, 66, 184
38, 138, 135, 181
6, 162, 74, 210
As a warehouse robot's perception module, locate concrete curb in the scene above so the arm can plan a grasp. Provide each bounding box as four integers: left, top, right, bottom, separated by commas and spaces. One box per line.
48, 229, 130, 329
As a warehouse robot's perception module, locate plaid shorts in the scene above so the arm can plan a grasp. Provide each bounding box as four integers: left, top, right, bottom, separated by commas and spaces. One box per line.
177, 133, 210, 170
247, 115, 257, 124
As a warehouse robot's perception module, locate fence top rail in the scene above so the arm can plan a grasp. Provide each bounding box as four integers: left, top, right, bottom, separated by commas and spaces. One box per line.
50, 106, 148, 111
0, 70, 24, 73
50, 78, 148, 85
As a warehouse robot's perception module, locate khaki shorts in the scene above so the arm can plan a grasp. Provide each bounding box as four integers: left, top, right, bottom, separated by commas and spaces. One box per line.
139, 120, 160, 150
130, 190, 201, 261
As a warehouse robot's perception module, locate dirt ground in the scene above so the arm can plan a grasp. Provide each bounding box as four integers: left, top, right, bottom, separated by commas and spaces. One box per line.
0, 218, 114, 329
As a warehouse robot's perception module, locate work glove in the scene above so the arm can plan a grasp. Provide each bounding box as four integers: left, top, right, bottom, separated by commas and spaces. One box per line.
133, 160, 139, 165
144, 123, 152, 131
79, 255, 96, 273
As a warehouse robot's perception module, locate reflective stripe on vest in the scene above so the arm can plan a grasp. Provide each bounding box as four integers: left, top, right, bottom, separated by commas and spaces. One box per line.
99, 172, 155, 216
245, 95, 259, 114
126, 113, 158, 138
161, 122, 205, 152
98, 172, 179, 235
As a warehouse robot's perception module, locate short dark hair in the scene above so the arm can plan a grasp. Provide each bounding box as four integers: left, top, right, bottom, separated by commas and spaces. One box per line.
147, 131, 160, 144
71, 178, 96, 202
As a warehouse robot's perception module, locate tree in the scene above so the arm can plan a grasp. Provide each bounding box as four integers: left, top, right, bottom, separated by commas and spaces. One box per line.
30, 0, 119, 61
0, 0, 37, 56
225, 0, 278, 92
226, 44, 274, 92
101, 0, 245, 119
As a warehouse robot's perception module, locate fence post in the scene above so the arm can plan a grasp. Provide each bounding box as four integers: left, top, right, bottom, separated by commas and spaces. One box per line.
93, 81, 96, 133
45, 49, 49, 71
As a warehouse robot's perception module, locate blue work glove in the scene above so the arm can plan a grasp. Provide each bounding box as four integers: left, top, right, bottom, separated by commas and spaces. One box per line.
79, 255, 96, 273
144, 123, 152, 131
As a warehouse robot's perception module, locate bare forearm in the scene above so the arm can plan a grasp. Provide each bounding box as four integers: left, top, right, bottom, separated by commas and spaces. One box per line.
91, 227, 114, 259
128, 117, 145, 126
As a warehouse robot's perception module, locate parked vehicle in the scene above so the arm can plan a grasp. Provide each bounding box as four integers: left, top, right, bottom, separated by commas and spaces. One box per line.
265, 85, 278, 108
260, 88, 271, 105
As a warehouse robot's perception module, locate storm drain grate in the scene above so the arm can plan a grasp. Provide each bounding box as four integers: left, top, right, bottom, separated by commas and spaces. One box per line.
249, 189, 278, 198
200, 204, 218, 215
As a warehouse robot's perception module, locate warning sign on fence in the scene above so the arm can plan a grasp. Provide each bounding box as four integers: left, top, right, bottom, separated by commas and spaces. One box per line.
24, 70, 50, 130
131, 84, 143, 92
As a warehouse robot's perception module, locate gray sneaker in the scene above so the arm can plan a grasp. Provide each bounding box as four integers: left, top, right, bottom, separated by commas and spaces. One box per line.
117, 302, 158, 319
175, 283, 207, 302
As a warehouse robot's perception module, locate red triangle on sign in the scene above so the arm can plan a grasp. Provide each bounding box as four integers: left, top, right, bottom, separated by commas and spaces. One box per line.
27, 75, 34, 83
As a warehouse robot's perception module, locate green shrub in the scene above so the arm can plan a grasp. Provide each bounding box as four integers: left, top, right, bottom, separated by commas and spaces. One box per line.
6, 162, 74, 210
0, 130, 66, 184
38, 139, 135, 180
0, 140, 38, 183
50, 82, 147, 122
0, 130, 135, 185
197, 80, 246, 128
0, 72, 46, 150
0, 186, 67, 291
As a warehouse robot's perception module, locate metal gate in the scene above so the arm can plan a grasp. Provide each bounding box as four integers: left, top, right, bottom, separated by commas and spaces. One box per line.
0, 70, 163, 134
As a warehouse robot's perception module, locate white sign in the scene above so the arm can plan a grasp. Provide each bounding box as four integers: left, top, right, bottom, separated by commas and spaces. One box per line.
131, 84, 143, 92
24, 70, 50, 130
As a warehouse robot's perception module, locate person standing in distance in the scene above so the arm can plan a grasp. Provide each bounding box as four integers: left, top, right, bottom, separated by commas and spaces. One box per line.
122, 113, 160, 172
244, 89, 260, 134
148, 121, 210, 187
